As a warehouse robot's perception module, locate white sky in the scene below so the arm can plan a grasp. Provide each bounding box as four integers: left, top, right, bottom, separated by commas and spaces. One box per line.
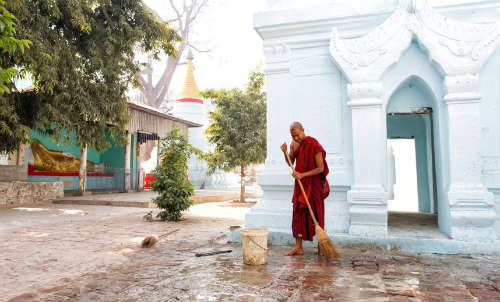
142, 0, 267, 100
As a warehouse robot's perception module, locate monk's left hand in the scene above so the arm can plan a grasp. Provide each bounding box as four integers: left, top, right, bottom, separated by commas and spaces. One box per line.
292, 171, 304, 180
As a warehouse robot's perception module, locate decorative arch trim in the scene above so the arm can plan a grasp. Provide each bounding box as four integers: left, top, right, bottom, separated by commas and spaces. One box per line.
329, 0, 500, 83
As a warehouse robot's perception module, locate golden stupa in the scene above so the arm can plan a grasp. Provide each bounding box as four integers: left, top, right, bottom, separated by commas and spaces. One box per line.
179, 49, 202, 101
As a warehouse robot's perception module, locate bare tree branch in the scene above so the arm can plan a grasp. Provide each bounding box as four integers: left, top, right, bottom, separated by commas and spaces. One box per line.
137, 0, 209, 108
187, 42, 210, 53
168, 0, 183, 20
155, 86, 169, 107
138, 67, 150, 75
190, 0, 207, 23
138, 74, 147, 88
168, 0, 184, 32
184, 2, 192, 35
137, 84, 146, 95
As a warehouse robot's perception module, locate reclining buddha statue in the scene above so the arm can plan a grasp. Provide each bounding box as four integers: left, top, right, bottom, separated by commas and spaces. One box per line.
28, 139, 106, 173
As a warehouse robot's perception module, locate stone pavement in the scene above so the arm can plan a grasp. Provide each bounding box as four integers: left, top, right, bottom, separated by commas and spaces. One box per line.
1, 203, 499, 302
15, 242, 500, 302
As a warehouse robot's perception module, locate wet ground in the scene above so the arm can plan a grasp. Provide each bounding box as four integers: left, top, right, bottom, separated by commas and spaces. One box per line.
1, 202, 499, 302
26, 245, 500, 302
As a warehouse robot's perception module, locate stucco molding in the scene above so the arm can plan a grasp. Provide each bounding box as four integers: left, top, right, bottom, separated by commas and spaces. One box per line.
347, 82, 384, 108
443, 74, 482, 103
329, 0, 500, 83
347, 82, 383, 100
263, 43, 291, 74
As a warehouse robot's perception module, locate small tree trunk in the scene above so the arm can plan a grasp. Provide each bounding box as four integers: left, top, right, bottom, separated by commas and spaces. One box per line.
15, 145, 20, 166
240, 165, 245, 203
78, 146, 87, 195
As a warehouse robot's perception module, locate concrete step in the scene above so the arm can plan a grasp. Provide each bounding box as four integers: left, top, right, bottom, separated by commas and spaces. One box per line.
54, 191, 262, 208
53, 199, 156, 208
229, 228, 500, 255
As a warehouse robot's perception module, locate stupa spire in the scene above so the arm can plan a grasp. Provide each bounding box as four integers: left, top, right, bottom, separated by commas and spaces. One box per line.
180, 48, 201, 99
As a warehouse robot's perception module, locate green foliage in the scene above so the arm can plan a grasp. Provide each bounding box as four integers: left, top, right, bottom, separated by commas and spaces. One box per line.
152, 128, 194, 221
0, 0, 31, 153
0, 0, 181, 153
200, 69, 267, 173
0, 0, 30, 93
0, 89, 48, 153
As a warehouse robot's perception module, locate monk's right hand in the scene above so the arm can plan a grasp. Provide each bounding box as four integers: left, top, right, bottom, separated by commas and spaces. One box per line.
280, 142, 287, 153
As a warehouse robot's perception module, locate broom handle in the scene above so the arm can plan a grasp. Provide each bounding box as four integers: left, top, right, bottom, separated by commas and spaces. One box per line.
283, 150, 320, 227
158, 228, 180, 238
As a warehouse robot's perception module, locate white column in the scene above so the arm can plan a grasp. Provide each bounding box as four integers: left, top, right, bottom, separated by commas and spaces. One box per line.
123, 132, 131, 192
443, 74, 496, 241
245, 43, 295, 233
347, 82, 388, 237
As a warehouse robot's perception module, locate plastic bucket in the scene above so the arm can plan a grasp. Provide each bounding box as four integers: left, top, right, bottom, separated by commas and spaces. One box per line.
241, 227, 268, 265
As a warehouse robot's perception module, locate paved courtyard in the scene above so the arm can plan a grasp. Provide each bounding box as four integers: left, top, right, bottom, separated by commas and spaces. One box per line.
1, 201, 499, 302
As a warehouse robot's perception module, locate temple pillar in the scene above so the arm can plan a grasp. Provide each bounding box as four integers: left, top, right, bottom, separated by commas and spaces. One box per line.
443, 74, 497, 240
137, 140, 144, 192
123, 132, 131, 192
245, 43, 296, 233
347, 82, 388, 237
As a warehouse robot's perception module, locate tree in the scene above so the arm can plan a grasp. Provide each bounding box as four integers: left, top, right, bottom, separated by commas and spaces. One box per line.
152, 128, 194, 221
3, 0, 181, 192
201, 70, 266, 202
138, 0, 209, 108
0, 0, 31, 154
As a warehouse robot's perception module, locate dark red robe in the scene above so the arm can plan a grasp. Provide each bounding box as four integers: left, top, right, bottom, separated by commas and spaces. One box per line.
292, 136, 329, 241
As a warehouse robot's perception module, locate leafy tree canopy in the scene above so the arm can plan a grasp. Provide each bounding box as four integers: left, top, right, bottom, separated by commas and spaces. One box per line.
0, 0, 31, 153
200, 69, 266, 173
1, 0, 181, 153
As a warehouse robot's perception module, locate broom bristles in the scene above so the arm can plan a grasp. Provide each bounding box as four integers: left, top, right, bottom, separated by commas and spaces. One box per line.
315, 225, 341, 261
141, 236, 158, 248
141, 228, 180, 249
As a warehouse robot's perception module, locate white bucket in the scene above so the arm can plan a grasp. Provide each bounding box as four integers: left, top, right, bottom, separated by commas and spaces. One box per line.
241, 227, 268, 265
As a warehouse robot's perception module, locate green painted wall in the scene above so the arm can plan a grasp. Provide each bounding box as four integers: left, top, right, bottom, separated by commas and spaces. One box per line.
100, 133, 125, 169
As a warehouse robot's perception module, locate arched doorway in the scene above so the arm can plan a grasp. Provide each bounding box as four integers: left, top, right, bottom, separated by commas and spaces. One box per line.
385, 76, 446, 238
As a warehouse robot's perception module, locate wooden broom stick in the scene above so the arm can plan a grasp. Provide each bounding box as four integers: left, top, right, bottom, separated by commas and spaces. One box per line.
141, 228, 180, 248
283, 150, 341, 260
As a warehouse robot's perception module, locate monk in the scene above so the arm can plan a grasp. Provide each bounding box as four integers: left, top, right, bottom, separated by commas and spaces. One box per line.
281, 122, 330, 256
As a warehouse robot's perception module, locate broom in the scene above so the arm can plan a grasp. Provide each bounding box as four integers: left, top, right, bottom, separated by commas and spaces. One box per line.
283, 150, 341, 261
141, 228, 180, 248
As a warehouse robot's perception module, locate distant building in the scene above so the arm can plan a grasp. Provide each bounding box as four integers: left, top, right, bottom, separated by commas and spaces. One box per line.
172, 49, 238, 189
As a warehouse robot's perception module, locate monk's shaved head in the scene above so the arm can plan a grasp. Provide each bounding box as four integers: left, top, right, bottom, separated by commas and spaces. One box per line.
290, 122, 304, 131
289, 122, 305, 144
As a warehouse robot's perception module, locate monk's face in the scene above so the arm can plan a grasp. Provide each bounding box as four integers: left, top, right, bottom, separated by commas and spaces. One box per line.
290, 128, 305, 144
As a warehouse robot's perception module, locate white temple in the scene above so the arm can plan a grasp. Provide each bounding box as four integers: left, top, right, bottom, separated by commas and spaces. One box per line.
172, 50, 238, 189
239, 0, 500, 254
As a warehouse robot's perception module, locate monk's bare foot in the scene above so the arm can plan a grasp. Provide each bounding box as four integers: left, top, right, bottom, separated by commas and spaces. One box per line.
285, 247, 304, 256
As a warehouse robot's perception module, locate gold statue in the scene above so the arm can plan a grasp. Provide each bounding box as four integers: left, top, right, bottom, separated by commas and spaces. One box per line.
29, 139, 105, 173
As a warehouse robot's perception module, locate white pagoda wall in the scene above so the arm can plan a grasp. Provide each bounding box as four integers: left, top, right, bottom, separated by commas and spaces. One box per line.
245, 0, 499, 248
